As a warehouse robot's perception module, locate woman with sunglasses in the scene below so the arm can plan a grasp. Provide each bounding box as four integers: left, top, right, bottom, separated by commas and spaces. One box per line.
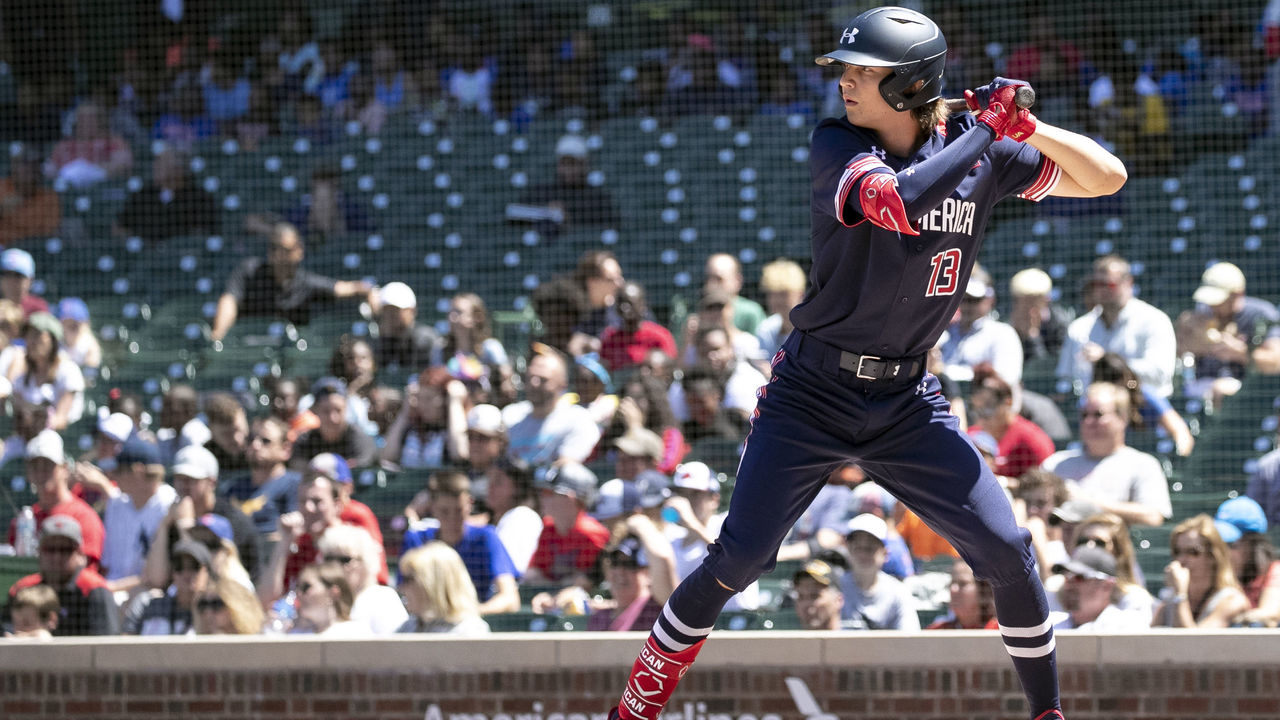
1049, 512, 1153, 622
288, 561, 367, 636
193, 574, 264, 634
1153, 515, 1250, 628
315, 524, 406, 634
396, 541, 490, 635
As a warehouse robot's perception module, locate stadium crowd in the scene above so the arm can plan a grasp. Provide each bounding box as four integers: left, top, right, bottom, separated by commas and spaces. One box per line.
3, 0, 1280, 637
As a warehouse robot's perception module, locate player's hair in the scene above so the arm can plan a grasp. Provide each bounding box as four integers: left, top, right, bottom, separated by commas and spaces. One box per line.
1014, 467, 1069, 507
759, 259, 807, 294
1075, 512, 1144, 600
399, 541, 480, 624
203, 391, 244, 428
316, 524, 381, 590
11, 583, 60, 619
915, 97, 949, 131
971, 363, 1013, 404
1090, 353, 1145, 428
1170, 514, 1239, 591
427, 469, 472, 499
1084, 382, 1130, 426
298, 561, 355, 620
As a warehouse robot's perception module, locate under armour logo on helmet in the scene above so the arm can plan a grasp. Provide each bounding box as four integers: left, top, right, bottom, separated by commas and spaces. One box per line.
840, 27, 859, 44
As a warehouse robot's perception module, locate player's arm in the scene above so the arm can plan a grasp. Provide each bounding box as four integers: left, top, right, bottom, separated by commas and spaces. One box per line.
1026, 123, 1127, 198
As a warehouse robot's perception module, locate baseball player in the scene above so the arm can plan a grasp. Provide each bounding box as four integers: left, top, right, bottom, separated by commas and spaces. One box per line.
607, 8, 1127, 720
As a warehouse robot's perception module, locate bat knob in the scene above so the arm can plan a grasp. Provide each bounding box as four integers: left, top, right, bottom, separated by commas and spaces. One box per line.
1014, 85, 1036, 110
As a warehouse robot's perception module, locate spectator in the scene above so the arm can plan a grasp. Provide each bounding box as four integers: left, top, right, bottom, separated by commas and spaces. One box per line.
372, 282, 439, 376
285, 561, 366, 636
55, 298, 101, 371
677, 365, 751, 447
0, 299, 24, 354
572, 250, 625, 342
1009, 268, 1072, 363
382, 367, 467, 470
599, 282, 677, 372
323, 335, 379, 435
671, 326, 766, 425
4, 583, 59, 638
47, 101, 134, 188
525, 463, 610, 587
316, 525, 406, 634
122, 539, 210, 635
290, 378, 378, 470
6, 431, 104, 569
660, 36, 746, 117
155, 384, 210, 466
258, 470, 347, 606
1, 399, 49, 467
926, 559, 996, 630
334, 73, 388, 135
113, 148, 217, 242
572, 352, 618, 431
369, 40, 407, 110
1175, 262, 1280, 408
266, 376, 314, 443
791, 557, 858, 630
210, 223, 375, 341
0, 146, 60, 245
401, 471, 520, 614
79, 411, 131, 472
99, 436, 177, 593
1091, 352, 1195, 457
843, 479, 914, 580
5, 312, 84, 430
219, 416, 301, 541
606, 375, 687, 475
1057, 255, 1177, 398
967, 365, 1056, 479
755, 258, 807, 359
681, 288, 763, 369
1154, 515, 1251, 628
202, 54, 252, 125
397, 542, 492, 635
193, 574, 264, 635
838, 514, 919, 630
531, 276, 590, 359
203, 392, 250, 477
473, 457, 541, 576
1012, 468, 1071, 580
1041, 382, 1172, 527
940, 267, 1024, 384
151, 83, 216, 153
302, 454, 387, 582
1052, 512, 1154, 621
169, 445, 263, 579
1048, 545, 1144, 631
515, 134, 618, 229
1214, 497, 1280, 627
503, 349, 601, 466
5, 515, 118, 635
587, 535, 669, 631
702, 253, 765, 335
665, 461, 759, 611
0, 247, 49, 316
431, 292, 514, 404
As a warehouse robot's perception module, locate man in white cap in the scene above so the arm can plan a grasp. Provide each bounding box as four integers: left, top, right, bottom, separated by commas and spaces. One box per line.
7, 429, 105, 570
939, 263, 1023, 384
1175, 261, 1280, 406
372, 281, 439, 374
664, 462, 760, 611
516, 134, 618, 228
838, 513, 919, 630
6, 514, 119, 635
169, 444, 263, 577
1009, 267, 1074, 361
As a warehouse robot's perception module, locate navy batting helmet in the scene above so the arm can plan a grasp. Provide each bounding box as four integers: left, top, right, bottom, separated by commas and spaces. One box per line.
815, 6, 947, 112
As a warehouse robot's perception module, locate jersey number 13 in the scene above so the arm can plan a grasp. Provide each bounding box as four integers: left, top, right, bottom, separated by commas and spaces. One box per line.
925, 248, 962, 297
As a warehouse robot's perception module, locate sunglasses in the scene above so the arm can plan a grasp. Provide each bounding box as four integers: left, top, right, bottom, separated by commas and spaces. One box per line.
1075, 537, 1111, 549
196, 597, 226, 612
1079, 410, 1110, 420
1174, 546, 1208, 558
325, 555, 356, 566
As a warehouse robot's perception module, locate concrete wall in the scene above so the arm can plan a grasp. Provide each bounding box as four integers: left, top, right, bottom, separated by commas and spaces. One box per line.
3, 630, 1279, 719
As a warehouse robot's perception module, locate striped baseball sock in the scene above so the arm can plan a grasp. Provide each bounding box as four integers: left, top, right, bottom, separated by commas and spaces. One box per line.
615, 566, 736, 720
992, 580, 1061, 718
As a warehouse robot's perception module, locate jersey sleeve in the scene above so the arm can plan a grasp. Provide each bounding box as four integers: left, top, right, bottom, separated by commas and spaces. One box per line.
810, 119, 892, 227
994, 136, 1060, 201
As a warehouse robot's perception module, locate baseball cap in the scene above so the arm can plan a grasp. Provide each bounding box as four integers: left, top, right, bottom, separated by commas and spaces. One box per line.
536, 462, 598, 507
845, 513, 888, 544
40, 514, 83, 546
555, 134, 589, 159
311, 376, 348, 399
172, 538, 213, 568
593, 477, 641, 520
1193, 262, 1246, 307
56, 297, 90, 323
849, 481, 895, 516
378, 281, 417, 309
672, 461, 719, 493
97, 412, 134, 443
466, 404, 505, 436
964, 276, 991, 299
575, 353, 613, 394
307, 453, 353, 484
117, 436, 163, 467
793, 558, 845, 588
25, 311, 64, 344
198, 513, 235, 542
1214, 496, 1268, 544
1, 248, 35, 278
634, 469, 671, 509
970, 430, 999, 458
1051, 499, 1102, 526
26, 429, 65, 465
171, 445, 218, 479
1052, 544, 1118, 581
606, 535, 649, 569
614, 427, 664, 461
1010, 268, 1053, 297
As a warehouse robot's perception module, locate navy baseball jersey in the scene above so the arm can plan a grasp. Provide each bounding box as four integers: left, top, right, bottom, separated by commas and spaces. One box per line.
791, 114, 1060, 357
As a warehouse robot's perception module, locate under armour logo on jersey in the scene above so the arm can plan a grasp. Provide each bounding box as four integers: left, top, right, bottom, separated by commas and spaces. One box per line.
841, 27, 859, 44
916, 380, 929, 396
869, 145, 887, 160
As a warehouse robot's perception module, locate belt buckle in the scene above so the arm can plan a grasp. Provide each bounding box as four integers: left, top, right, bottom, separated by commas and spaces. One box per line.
855, 354, 881, 380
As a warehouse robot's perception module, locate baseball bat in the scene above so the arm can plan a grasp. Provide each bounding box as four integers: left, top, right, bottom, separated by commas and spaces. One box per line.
945, 85, 1036, 113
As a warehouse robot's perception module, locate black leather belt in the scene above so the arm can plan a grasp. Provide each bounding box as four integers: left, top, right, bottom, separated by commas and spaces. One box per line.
792, 332, 923, 383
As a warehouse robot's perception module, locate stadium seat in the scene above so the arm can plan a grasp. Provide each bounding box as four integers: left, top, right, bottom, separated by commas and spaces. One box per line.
485, 611, 581, 632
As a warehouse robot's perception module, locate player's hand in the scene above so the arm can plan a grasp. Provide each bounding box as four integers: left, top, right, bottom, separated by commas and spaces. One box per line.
965, 77, 1032, 112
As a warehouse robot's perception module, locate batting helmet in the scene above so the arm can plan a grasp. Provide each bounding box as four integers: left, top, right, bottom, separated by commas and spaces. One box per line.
815, 6, 947, 112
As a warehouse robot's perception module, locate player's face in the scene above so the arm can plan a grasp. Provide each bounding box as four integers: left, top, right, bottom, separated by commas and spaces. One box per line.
838, 64, 896, 125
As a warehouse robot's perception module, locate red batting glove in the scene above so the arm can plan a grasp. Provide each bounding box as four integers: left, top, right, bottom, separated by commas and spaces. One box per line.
1003, 107, 1037, 142
976, 101, 1008, 140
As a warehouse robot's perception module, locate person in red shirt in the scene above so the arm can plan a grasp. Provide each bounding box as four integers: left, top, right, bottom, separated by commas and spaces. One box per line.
968, 364, 1056, 479
308, 452, 389, 584
8, 430, 104, 570
599, 283, 677, 372
6, 514, 119, 635
524, 462, 610, 588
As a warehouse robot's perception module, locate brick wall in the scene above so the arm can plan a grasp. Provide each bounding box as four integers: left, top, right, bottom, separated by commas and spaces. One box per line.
2, 631, 1279, 720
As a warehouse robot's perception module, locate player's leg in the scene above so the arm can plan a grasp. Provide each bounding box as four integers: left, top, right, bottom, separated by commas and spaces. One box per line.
857, 380, 1060, 719
613, 358, 854, 720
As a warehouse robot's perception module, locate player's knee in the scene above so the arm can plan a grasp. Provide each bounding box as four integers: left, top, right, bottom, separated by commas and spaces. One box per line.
965, 527, 1036, 586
